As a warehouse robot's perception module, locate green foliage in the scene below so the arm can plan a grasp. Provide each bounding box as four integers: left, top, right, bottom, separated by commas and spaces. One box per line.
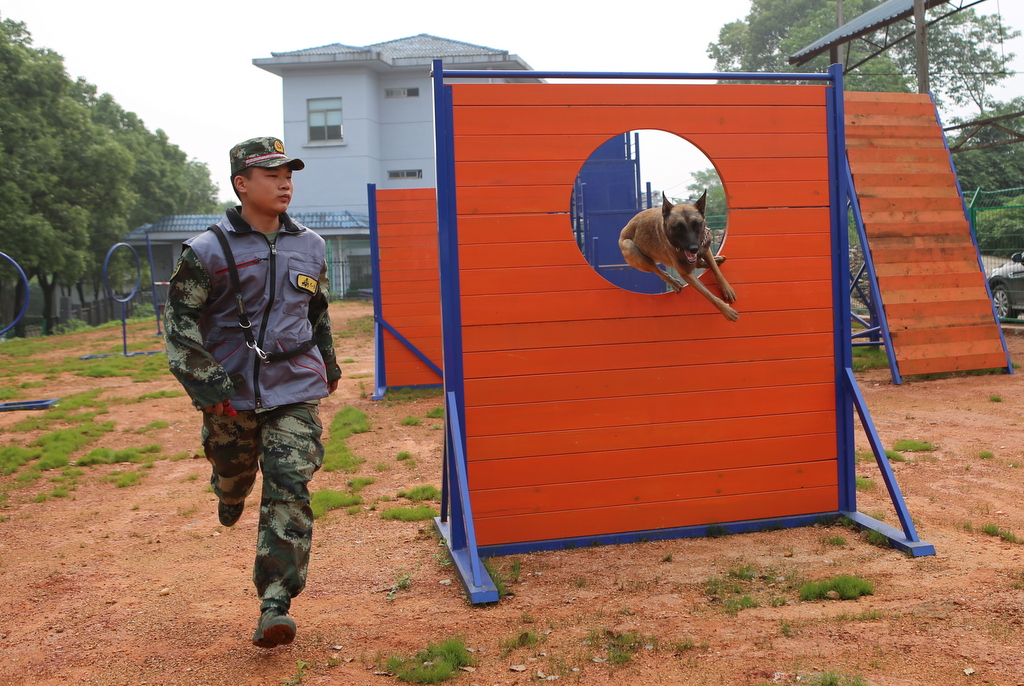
322, 407, 370, 472
800, 576, 874, 601
990, 394, 1003, 402
311, 489, 362, 519
0, 445, 42, 475
382, 386, 444, 406
855, 476, 875, 491
499, 630, 538, 656
425, 407, 444, 419
400, 415, 421, 427
127, 390, 185, 403
27, 421, 115, 471
851, 345, 889, 371
75, 444, 163, 467
385, 638, 474, 684
348, 477, 375, 492
397, 485, 441, 502
723, 595, 759, 615
810, 672, 867, 686
587, 628, 648, 665
885, 450, 906, 462
980, 523, 1019, 544
979, 450, 994, 459
380, 505, 438, 522
396, 451, 413, 461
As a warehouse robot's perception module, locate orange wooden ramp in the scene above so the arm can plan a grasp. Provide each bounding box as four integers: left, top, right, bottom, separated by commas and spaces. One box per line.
844, 92, 1011, 377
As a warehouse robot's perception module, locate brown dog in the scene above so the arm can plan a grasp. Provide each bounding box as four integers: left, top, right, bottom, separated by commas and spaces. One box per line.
618, 191, 738, 321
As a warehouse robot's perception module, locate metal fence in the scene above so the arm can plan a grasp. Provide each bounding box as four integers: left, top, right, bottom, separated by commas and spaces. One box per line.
969, 186, 1024, 261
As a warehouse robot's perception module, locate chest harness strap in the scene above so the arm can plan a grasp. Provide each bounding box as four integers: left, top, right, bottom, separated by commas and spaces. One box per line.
208, 224, 317, 363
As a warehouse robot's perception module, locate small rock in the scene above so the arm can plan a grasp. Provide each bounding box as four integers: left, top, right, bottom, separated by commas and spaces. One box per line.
157, 588, 170, 596
592, 657, 607, 663
537, 671, 546, 679
344, 658, 354, 663
459, 666, 476, 673
509, 664, 527, 672
439, 579, 452, 586
826, 590, 841, 600
964, 667, 976, 676
331, 645, 343, 650
784, 551, 794, 557
55, 628, 64, 634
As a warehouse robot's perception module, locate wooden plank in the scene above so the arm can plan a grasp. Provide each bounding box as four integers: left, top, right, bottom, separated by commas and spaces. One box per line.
857, 197, 964, 213
452, 105, 828, 137
845, 91, 933, 104
892, 324, 1001, 347
845, 137, 945, 150
855, 186, 961, 199
868, 234, 976, 249
883, 298, 994, 321
844, 124, 941, 140
846, 148, 950, 165
379, 268, 442, 286
454, 133, 830, 162
467, 433, 837, 489
866, 221, 971, 238
873, 260, 980, 278
878, 272, 986, 292
847, 113, 939, 128
465, 384, 836, 437
459, 280, 833, 327
464, 357, 833, 406
453, 83, 827, 107
893, 338, 1007, 362
853, 173, 960, 189
471, 461, 838, 518
464, 333, 832, 379
869, 246, 981, 264
462, 309, 833, 353
888, 312, 996, 331
473, 486, 839, 546
898, 353, 1009, 376
880, 286, 994, 305
467, 410, 836, 461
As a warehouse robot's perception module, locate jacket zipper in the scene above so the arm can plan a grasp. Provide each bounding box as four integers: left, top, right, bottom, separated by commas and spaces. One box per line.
252, 241, 278, 409
215, 258, 263, 275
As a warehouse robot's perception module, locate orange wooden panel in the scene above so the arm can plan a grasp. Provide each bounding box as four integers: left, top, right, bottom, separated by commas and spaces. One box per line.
874, 260, 979, 278
845, 91, 933, 104
858, 197, 964, 213
458, 233, 829, 276
468, 432, 836, 489
459, 280, 832, 327
878, 271, 986, 292
846, 113, 939, 128
376, 210, 438, 227
472, 460, 838, 518
467, 410, 836, 461
377, 291, 440, 308
844, 125, 941, 141
465, 356, 833, 406
473, 486, 839, 546
845, 137, 945, 150
881, 286, 991, 306
381, 331, 442, 388
453, 83, 827, 107
856, 186, 960, 199
884, 298, 994, 321
892, 324, 1000, 347
379, 246, 443, 263
465, 384, 836, 438
888, 312, 996, 331
869, 234, 975, 250
899, 353, 1008, 376
453, 105, 827, 137
866, 221, 970, 238
853, 173, 960, 188
375, 198, 436, 213
894, 337, 1006, 362
462, 308, 833, 354
711, 157, 828, 182
455, 132, 829, 162
463, 332, 833, 379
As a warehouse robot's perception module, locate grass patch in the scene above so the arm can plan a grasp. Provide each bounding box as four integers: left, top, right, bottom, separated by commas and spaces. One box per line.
311, 489, 362, 519
348, 477, 375, 493
380, 505, 438, 522
588, 628, 649, 665
138, 420, 169, 433
381, 386, 444, 407
322, 407, 370, 472
400, 415, 421, 427
821, 535, 847, 547
336, 315, 373, 339
723, 595, 759, 615
396, 451, 413, 461
397, 485, 441, 502
809, 672, 867, 686
979, 450, 995, 459
855, 476, 875, 491
384, 637, 474, 684
980, 523, 1019, 544
499, 630, 539, 656
127, 390, 185, 403
892, 439, 936, 452
990, 394, 1003, 402
851, 345, 888, 372
800, 576, 874, 601
425, 407, 444, 419
884, 449, 906, 462
100, 469, 144, 488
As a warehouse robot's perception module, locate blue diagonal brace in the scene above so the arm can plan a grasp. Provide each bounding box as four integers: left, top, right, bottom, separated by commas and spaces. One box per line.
377, 317, 443, 378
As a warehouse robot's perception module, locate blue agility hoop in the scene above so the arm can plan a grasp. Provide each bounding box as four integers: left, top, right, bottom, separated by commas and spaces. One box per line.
103, 242, 141, 357
0, 251, 30, 338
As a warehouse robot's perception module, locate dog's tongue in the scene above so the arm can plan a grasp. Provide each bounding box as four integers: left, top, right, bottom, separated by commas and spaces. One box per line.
683, 250, 698, 264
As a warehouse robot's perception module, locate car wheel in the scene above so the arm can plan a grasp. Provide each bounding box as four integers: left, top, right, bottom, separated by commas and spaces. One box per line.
992, 284, 1013, 320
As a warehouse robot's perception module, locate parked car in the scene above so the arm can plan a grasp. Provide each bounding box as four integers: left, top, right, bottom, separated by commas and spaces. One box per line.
989, 252, 1024, 319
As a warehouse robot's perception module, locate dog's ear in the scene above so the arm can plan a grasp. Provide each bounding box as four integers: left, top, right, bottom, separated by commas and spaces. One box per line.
694, 190, 707, 217
662, 192, 673, 218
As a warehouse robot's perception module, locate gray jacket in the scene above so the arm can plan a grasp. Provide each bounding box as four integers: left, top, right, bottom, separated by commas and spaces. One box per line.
184, 211, 330, 410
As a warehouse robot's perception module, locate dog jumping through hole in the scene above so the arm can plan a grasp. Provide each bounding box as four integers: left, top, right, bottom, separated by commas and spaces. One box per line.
618, 190, 738, 321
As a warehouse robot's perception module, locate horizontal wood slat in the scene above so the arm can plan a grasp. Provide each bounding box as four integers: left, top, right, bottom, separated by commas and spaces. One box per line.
452, 83, 827, 107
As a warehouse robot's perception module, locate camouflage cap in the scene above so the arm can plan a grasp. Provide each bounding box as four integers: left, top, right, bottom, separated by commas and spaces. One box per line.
229, 137, 305, 177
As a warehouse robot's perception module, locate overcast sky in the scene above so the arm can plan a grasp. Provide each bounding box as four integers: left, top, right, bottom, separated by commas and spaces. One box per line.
3, 0, 1023, 204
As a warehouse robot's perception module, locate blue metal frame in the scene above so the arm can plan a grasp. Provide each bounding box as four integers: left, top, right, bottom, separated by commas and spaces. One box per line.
0, 251, 30, 338
145, 233, 163, 337
846, 162, 902, 384
930, 96, 1013, 376
432, 62, 933, 603
0, 398, 61, 412
367, 183, 444, 400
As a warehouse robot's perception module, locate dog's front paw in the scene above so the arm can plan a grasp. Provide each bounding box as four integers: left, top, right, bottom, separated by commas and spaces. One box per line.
721, 305, 739, 322
721, 285, 737, 303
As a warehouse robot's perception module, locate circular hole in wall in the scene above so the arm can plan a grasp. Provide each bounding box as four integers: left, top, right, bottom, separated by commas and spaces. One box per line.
570, 130, 728, 294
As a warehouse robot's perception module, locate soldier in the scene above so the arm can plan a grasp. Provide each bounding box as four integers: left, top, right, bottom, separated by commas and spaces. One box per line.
164, 137, 341, 648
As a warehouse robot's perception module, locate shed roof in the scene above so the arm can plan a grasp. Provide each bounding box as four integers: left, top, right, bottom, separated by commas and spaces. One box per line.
272, 34, 507, 60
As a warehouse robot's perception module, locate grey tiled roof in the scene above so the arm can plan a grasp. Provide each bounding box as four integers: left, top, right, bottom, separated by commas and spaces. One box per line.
125, 212, 369, 241
273, 34, 506, 59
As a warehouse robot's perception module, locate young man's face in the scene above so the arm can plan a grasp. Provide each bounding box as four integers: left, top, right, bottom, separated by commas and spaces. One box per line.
236, 165, 293, 215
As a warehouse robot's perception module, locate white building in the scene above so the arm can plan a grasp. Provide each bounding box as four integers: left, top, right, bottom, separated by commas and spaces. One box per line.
253, 34, 536, 215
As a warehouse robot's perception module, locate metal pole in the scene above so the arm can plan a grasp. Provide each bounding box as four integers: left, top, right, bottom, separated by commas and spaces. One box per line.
914, 0, 930, 93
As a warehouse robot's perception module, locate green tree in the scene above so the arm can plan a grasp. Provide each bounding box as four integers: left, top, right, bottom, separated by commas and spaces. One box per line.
947, 97, 1024, 194
708, 0, 1017, 113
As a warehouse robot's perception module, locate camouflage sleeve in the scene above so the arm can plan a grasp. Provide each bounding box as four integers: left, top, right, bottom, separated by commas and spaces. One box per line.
310, 261, 342, 384
164, 247, 236, 409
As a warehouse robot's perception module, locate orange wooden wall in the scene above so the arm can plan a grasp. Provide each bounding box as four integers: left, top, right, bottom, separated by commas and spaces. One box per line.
449, 84, 839, 547
845, 92, 1008, 377
375, 188, 443, 388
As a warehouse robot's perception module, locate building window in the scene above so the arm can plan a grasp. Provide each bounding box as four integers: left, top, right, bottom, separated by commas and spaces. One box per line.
385, 87, 419, 98
388, 169, 423, 180
308, 98, 343, 142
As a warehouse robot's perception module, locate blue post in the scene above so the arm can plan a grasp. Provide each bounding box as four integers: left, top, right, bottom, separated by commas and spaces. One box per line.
145, 232, 162, 336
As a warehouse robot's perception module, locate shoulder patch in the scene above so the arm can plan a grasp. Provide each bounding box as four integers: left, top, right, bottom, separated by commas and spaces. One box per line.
296, 273, 318, 295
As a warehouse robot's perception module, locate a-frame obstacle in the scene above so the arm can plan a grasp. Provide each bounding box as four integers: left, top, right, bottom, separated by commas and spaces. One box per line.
428, 63, 934, 604
845, 92, 1012, 380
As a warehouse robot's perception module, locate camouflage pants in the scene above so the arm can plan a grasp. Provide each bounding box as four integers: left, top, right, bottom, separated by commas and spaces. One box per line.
202, 402, 323, 613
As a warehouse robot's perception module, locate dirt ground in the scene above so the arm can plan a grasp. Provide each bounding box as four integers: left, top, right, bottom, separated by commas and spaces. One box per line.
1, 301, 1023, 686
